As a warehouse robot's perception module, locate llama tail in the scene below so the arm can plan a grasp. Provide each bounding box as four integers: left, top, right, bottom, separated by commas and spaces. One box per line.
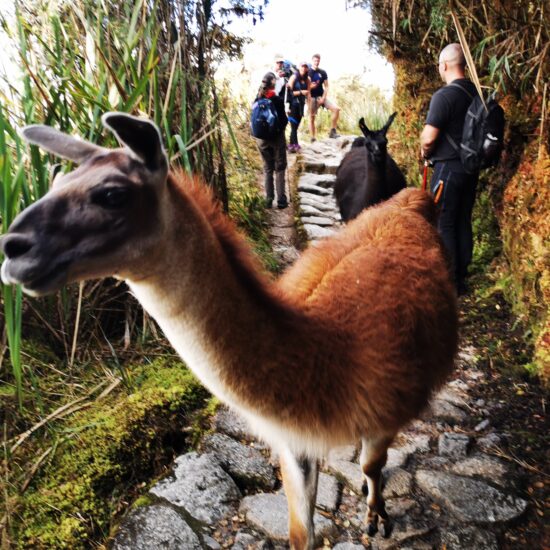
388, 188, 438, 226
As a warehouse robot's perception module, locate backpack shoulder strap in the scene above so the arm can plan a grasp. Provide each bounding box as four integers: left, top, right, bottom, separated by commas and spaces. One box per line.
446, 81, 475, 101
441, 82, 476, 152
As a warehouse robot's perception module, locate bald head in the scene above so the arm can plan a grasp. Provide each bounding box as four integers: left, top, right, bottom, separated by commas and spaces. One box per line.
439, 43, 465, 68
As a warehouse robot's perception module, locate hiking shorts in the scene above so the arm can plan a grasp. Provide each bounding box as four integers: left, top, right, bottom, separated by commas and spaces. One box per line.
309, 96, 338, 116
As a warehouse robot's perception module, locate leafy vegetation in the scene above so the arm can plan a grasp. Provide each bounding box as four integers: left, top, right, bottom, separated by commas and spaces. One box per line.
353, 0, 549, 380
0, 0, 272, 547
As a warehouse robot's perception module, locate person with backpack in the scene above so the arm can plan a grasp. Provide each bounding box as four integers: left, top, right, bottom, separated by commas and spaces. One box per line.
273, 55, 295, 100
308, 53, 341, 141
420, 43, 481, 296
251, 72, 289, 209
286, 62, 311, 153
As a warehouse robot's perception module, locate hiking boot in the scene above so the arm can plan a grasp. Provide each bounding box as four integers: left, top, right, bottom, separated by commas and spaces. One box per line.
311, 137, 317, 143
456, 280, 469, 297
277, 199, 289, 209
329, 128, 340, 139
287, 144, 296, 153
294, 144, 302, 152
265, 198, 273, 209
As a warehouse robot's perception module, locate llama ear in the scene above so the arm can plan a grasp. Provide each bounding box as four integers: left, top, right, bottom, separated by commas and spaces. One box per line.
102, 112, 168, 173
358, 117, 371, 137
382, 112, 397, 134
19, 125, 107, 164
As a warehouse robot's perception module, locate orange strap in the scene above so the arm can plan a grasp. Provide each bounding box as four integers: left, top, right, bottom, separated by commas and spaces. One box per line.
422, 161, 429, 191
434, 180, 445, 204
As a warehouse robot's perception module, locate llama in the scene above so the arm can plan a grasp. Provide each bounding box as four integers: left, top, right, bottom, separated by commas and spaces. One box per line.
1, 114, 457, 549
334, 113, 407, 222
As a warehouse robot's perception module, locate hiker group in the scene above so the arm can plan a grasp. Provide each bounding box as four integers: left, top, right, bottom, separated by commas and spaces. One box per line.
251, 53, 340, 209
251, 43, 504, 296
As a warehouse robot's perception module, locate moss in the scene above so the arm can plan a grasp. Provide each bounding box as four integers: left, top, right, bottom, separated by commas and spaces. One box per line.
500, 145, 550, 380
11, 358, 209, 549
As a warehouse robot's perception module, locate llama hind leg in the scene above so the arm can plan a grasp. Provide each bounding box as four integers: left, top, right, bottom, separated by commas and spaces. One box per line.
279, 447, 319, 550
360, 434, 394, 538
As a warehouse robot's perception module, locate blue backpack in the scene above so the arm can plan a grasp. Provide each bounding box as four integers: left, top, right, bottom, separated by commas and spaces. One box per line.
250, 98, 279, 140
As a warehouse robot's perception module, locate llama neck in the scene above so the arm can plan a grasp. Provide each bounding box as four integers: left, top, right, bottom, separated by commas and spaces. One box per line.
127, 181, 301, 416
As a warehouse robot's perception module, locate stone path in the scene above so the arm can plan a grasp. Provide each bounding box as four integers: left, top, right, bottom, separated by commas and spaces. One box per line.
111, 138, 529, 549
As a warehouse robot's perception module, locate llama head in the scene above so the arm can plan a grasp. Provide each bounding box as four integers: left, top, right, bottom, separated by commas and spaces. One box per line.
1, 113, 171, 296
357, 112, 397, 165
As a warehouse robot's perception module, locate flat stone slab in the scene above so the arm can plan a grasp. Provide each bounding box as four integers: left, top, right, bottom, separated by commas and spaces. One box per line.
438, 433, 470, 459
301, 160, 326, 174
385, 498, 419, 518
398, 434, 431, 455
450, 454, 508, 486
150, 452, 241, 524
382, 468, 413, 498
212, 407, 252, 440
299, 195, 338, 212
370, 522, 432, 550
232, 531, 271, 549
297, 180, 333, 196
239, 493, 336, 544
429, 399, 468, 424
328, 445, 357, 463
332, 543, 364, 550
303, 224, 336, 240
385, 447, 409, 470
436, 388, 469, 409
300, 204, 328, 217
440, 525, 499, 550
301, 215, 335, 227
112, 503, 201, 550
201, 433, 275, 490
316, 472, 341, 512
416, 469, 527, 523
298, 172, 337, 188
324, 158, 341, 175
327, 459, 363, 494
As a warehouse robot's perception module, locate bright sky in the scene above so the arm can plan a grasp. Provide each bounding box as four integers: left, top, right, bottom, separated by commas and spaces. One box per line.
0, 1, 395, 100
220, 0, 394, 97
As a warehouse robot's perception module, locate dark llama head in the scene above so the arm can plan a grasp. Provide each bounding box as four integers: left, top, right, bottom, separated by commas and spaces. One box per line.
351, 112, 397, 165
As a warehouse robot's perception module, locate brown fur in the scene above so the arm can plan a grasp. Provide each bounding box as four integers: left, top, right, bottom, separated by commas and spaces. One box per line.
167, 171, 457, 447
4, 123, 458, 548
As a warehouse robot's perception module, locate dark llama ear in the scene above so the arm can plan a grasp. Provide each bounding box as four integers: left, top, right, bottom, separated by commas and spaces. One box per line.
19, 125, 107, 164
102, 112, 168, 172
382, 112, 397, 134
358, 117, 371, 138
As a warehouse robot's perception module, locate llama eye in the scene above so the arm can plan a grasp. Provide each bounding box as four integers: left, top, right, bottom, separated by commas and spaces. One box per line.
91, 187, 131, 209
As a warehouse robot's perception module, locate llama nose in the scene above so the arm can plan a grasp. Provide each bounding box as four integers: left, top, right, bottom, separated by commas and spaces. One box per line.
2, 233, 35, 259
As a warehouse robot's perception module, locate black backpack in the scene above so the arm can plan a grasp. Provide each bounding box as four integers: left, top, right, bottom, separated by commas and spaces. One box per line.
446, 83, 505, 174
250, 98, 279, 140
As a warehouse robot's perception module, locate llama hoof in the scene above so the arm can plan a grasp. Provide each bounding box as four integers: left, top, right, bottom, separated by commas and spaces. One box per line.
361, 482, 369, 496
366, 520, 378, 537
379, 518, 392, 538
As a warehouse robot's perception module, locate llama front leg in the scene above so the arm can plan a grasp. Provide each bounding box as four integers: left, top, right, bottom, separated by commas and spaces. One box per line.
279, 447, 319, 550
360, 434, 394, 538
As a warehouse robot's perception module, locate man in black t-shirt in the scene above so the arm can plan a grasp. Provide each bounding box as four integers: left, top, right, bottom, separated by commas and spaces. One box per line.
308, 53, 341, 141
420, 43, 479, 296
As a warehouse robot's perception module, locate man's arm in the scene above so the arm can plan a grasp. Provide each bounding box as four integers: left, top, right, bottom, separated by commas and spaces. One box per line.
321, 78, 328, 104
420, 124, 440, 159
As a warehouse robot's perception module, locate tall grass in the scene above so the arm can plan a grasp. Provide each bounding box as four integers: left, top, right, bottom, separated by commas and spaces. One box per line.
0, 2, 269, 546
0, 100, 28, 408
0, 0, 262, 406
304, 75, 392, 138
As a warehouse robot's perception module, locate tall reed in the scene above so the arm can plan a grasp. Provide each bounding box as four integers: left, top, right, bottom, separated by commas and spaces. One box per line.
0, 0, 258, 406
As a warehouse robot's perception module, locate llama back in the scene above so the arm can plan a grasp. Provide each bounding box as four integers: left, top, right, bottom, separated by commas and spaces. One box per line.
386, 187, 437, 226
